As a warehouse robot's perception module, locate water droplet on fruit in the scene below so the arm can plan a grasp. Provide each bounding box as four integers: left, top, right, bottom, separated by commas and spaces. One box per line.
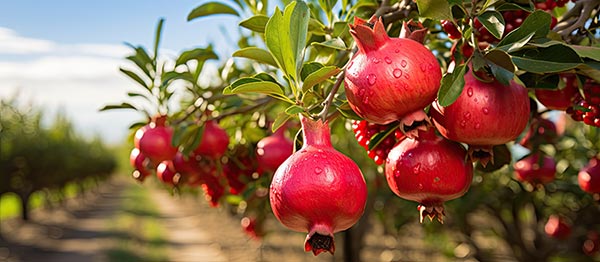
418, 183, 424, 190
401, 60, 407, 68
393, 69, 402, 78
467, 88, 473, 97
463, 112, 471, 120
404, 73, 410, 80
428, 63, 434, 70
475, 122, 481, 129
460, 120, 467, 127
367, 74, 377, 85
385, 57, 392, 64
372, 57, 380, 64
363, 96, 369, 104
394, 169, 401, 178
359, 88, 366, 96
317, 149, 323, 153
395, 49, 400, 53
482, 107, 489, 115
420, 64, 427, 72
315, 167, 323, 174
412, 164, 421, 175
474, 98, 478, 103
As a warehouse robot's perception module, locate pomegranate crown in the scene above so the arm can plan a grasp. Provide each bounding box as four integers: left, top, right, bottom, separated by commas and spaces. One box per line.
349, 17, 390, 52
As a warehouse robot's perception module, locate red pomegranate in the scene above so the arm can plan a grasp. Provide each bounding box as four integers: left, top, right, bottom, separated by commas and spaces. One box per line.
579, 157, 600, 194
441, 20, 461, 39
513, 153, 556, 186
135, 116, 178, 164
241, 216, 264, 240
385, 128, 473, 223
544, 215, 572, 239
535, 74, 579, 111
130, 148, 152, 182
194, 120, 230, 159
200, 169, 225, 207
518, 118, 558, 149
172, 152, 204, 186
256, 127, 294, 172
156, 160, 179, 185
583, 231, 600, 256
431, 69, 530, 159
270, 115, 367, 255
344, 17, 441, 125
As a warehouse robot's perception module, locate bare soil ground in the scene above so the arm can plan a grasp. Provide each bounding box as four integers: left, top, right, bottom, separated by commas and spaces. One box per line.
0, 177, 458, 262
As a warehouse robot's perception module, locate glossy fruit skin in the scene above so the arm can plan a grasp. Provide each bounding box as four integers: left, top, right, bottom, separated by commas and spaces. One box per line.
441, 20, 461, 39
431, 69, 530, 146
344, 17, 442, 125
518, 118, 558, 149
156, 160, 178, 185
544, 215, 572, 239
129, 148, 152, 181
513, 153, 556, 185
194, 120, 229, 159
256, 128, 293, 172
535, 74, 579, 111
270, 115, 367, 255
135, 117, 177, 164
579, 157, 600, 194
385, 128, 473, 223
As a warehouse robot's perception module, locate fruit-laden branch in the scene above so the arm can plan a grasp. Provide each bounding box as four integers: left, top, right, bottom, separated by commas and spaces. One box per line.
214, 97, 272, 121
554, 0, 600, 40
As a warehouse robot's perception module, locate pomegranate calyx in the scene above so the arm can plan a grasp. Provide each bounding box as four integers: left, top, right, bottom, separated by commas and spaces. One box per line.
304, 225, 335, 256
399, 19, 428, 44
418, 203, 446, 224
349, 17, 389, 53
399, 110, 431, 138
300, 115, 332, 147
468, 145, 494, 167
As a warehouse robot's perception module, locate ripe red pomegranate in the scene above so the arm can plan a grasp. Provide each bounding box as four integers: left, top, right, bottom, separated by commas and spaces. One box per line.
583, 231, 600, 256
156, 160, 180, 185
431, 69, 530, 161
513, 153, 556, 186
172, 152, 204, 186
385, 128, 473, 223
535, 74, 579, 111
544, 215, 572, 239
441, 20, 461, 39
135, 116, 177, 164
518, 118, 558, 149
344, 17, 441, 125
241, 216, 264, 240
201, 169, 225, 207
579, 157, 600, 194
194, 120, 230, 159
130, 148, 152, 182
256, 128, 294, 172
270, 116, 367, 255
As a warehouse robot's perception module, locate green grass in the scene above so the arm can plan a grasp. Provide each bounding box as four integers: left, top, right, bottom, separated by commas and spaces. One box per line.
106, 184, 169, 262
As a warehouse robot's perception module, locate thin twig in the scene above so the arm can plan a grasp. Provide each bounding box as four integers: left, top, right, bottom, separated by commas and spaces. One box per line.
214, 97, 273, 121
317, 70, 346, 122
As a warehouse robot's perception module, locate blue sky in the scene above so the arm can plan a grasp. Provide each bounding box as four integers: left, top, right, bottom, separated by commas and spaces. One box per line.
0, 1, 242, 144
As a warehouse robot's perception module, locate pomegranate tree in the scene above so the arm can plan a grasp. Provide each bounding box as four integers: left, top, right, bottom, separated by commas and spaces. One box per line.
256, 127, 294, 172
270, 115, 367, 255
344, 17, 441, 126
385, 128, 473, 223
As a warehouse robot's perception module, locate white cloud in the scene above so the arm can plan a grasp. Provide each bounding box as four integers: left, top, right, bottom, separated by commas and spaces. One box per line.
0, 27, 56, 54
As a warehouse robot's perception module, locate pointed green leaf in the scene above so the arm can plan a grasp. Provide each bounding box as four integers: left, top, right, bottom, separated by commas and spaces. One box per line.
285, 105, 304, 114
187, 2, 239, 21
302, 66, 341, 92
300, 62, 324, 81
485, 49, 515, 86
577, 62, 600, 82
153, 18, 164, 60
571, 45, 600, 61
265, 7, 292, 76
239, 15, 269, 33
225, 80, 284, 96
287, 1, 310, 72
99, 102, 139, 111
498, 10, 551, 46
438, 64, 467, 107
272, 112, 293, 132
478, 11, 505, 39
232, 47, 278, 67
512, 44, 582, 73
176, 47, 218, 66
311, 38, 347, 50
416, 0, 452, 20
119, 68, 149, 88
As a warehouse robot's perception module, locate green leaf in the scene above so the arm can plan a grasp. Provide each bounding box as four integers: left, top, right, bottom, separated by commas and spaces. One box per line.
99, 102, 139, 112
239, 15, 269, 33
485, 49, 515, 86
300, 62, 324, 81
311, 38, 347, 50
498, 10, 551, 47
416, 0, 452, 20
302, 66, 341, 92
499, 32, 534, 53
232, 47, 278, 67
176, 47, 219, 66
287, 1, 310, 77
577, 62, 600, 82
478, 11, 505, 39
512, 45, 582, 73
496, 3, 534, 12
438, 64, 467, 107
224, 79, 284, 96
265, 7, 292, 78
187, 2, 239, 21
285, 105, 304, 114
571, 45, 600, 61
119, 68, 149, 89
272, 112, 293, 132
153, 18, 164, 60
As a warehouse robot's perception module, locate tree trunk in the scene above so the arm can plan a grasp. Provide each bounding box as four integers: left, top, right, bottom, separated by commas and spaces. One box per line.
19, 191, 31, 221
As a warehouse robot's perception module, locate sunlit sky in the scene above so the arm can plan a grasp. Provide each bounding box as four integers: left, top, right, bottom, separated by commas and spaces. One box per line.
0, 1, 242, 145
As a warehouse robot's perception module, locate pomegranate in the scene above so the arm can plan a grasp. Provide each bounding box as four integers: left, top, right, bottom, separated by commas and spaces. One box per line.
535, 74, 579, 111
583, 231, 600, 256
130, 148, 152, 182
172, 152, 204, 186
223, 164, 248, 195
385, 128, 473, 223
156, 160, 180, 185
194, 120, 230, 159
579, 157, 600, 194
241, 216, 264, 240
431, 69, 530, 160
441, 20, 461, 39
256, 127, 294, 172
544, 215, 572, 239
135, 116, 178, 164
270, 115, 367, 255
518, 118, 558, 149
344, 17, 441, 125
201, 169, 225, 207
513, 153, 556, 186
